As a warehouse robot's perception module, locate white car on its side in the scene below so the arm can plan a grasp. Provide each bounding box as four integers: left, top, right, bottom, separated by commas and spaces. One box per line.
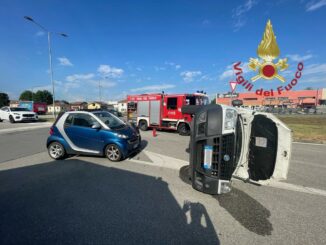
0, 106, 38, 123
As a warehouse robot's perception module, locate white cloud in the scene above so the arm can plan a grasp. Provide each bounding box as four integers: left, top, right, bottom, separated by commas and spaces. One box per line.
35, 31, 45, 37
64, 81, 80, 92
232, 0, 258, 31
165, 61, 175, 66
306, 0, 326, 11
97, 64, 124, 78
130, 84, 175, 92
180, 70, 202, 82
66, 73, 94, 82
303, 63, 326, 75
154, 66, 166, 71
165, 62, 181, 70
58, 57, 73, 66
301, 76, 325, 83
199, 75, 214, 81
286, 54, 313, 62
88, 80, 117, 88
219, 62, 250, 80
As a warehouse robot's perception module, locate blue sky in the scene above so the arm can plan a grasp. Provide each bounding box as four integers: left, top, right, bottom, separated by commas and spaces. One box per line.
0, 0, 326, 102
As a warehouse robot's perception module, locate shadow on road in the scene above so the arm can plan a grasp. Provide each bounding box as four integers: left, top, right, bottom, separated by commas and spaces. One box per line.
0, 159, 219, 244
215, 188, 273, 236
179, 165, 273, 236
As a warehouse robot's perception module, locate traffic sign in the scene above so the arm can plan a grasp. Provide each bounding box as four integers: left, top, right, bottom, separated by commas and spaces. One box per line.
229, 81, 237, 93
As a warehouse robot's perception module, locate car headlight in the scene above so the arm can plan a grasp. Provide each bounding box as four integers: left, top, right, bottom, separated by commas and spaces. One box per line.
13, 113, 20, 115
114, 133, 128, 139
224, 109, 237, 130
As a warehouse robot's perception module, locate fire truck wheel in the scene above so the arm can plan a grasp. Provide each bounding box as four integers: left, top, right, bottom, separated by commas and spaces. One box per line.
138, 120, 148, 131
177, 123, 190, 136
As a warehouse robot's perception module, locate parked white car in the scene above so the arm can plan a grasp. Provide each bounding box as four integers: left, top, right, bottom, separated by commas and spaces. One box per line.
0, 106, 38, 123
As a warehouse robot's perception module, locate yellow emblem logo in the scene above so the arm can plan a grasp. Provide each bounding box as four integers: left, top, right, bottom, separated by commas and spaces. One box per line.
248, 20, 289, 83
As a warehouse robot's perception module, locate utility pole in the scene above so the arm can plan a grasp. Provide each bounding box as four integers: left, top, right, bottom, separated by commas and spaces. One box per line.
24, 16, 68, 118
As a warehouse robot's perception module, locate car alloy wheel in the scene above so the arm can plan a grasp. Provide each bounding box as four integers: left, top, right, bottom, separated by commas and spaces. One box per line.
105, 144, 122, 162
48, 142, 65, 160
9, 115, 15, 123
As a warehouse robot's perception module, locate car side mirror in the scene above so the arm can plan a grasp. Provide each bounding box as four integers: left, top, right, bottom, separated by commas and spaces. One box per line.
91, 122, 101, 129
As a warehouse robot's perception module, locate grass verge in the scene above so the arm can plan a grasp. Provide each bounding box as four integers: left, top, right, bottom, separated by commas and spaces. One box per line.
277, 115, 326, 144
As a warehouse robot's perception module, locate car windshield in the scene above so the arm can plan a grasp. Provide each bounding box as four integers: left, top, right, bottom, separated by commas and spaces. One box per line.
94, 112, 125, 129
10, 107, 30, 111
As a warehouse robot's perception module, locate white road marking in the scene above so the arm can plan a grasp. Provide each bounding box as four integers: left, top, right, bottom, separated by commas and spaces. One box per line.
293, 159, 326, 169
129, 150, 188, 170
293, 142, 325, 146
262, 181, 326, 197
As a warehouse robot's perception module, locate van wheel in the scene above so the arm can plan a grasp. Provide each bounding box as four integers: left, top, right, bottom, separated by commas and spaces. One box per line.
178, 123, 190, 136
138, 120, 148, 131
9, 115, 15, 123
105, 144, 123, 162
48, 142, 66, 160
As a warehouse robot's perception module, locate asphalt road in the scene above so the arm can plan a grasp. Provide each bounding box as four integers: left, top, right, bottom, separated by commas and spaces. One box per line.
0, 128, 326, 244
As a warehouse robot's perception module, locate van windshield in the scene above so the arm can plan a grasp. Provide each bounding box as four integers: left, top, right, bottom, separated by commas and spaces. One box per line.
93, 112, 125, 129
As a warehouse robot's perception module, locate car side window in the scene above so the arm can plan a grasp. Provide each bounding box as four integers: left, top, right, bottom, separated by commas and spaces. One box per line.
72, 114, 97, 128
65, 115, 74, 126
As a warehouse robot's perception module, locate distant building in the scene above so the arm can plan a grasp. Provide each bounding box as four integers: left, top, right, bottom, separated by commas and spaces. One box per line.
117, 99, 127, 113
9, 100, 19, 108
70, 102, 88, 111
216, 88, 326, 108
87, 101, 113, 110
107, 101, 119, 110
47, 101, 70, 113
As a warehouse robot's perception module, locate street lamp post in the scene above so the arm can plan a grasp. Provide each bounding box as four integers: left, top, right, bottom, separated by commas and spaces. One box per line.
24, 16, 68, 119
99, 80, 102, 103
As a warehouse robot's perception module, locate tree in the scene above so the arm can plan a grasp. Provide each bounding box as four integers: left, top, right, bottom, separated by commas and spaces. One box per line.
0, 92, 10, 107
33, 90, 53, 104
19, 90, 34, 101
210, 98, 216, 104
305, 87, 314, 90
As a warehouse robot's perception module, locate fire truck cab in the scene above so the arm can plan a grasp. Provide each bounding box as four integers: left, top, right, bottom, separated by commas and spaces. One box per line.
127, 93, 209, 135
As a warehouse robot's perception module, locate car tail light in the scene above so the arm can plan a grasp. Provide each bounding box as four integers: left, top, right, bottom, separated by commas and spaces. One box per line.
49, 127, 54, 135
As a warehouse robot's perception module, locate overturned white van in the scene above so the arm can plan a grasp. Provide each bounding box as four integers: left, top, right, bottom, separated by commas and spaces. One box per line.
183, 104, 292, 195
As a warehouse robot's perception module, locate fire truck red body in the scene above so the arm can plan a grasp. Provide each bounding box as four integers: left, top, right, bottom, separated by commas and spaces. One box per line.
127, 93, 209, 135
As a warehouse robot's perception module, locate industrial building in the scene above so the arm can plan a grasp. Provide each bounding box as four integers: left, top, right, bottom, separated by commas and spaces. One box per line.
216, 88, 326, 108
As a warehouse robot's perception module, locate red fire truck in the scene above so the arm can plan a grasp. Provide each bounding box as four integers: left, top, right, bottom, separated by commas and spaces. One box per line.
127, 93, 209, 135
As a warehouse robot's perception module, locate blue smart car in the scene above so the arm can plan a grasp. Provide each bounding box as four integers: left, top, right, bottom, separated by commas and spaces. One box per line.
46, 111, 141, 161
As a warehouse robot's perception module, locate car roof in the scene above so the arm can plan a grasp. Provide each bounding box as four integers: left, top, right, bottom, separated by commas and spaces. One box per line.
64, 110, 115, 117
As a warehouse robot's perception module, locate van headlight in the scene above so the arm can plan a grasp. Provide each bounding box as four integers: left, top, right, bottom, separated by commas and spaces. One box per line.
224, 109, 237, 130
